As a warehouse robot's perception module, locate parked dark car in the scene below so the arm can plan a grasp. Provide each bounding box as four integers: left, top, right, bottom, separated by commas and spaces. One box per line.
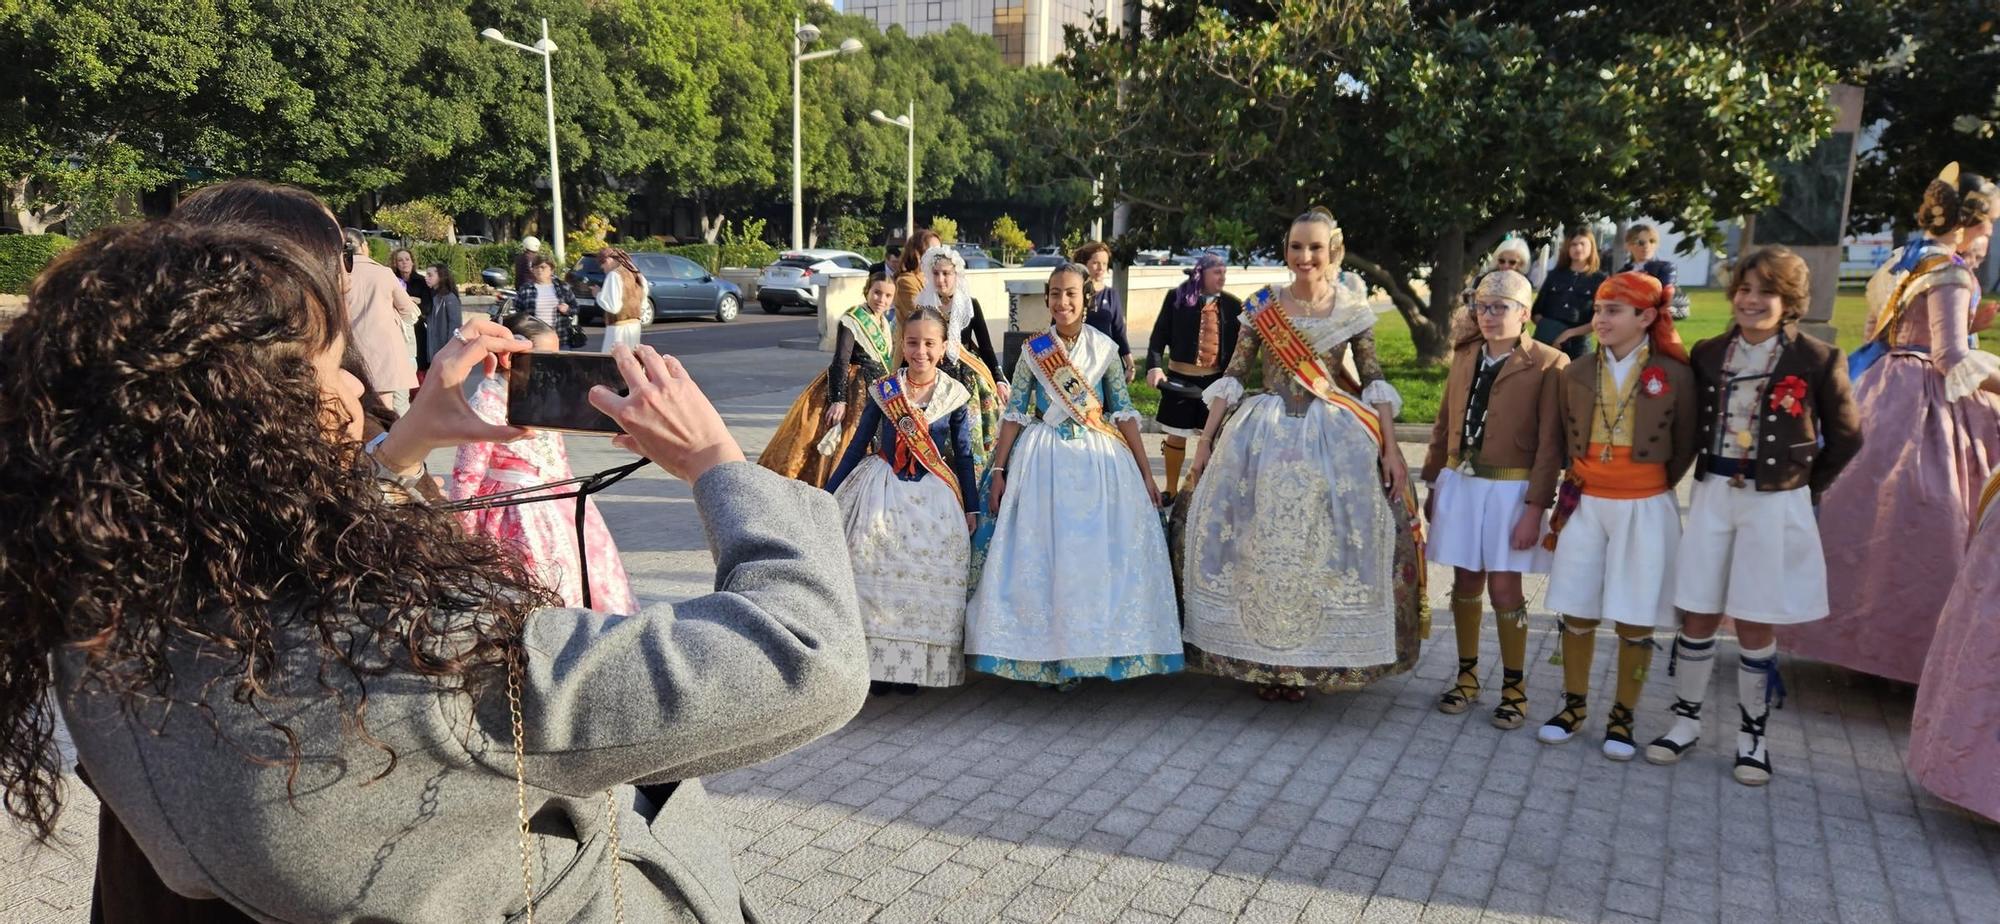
1021, 253, 1068, 268
569, 253, 743, 324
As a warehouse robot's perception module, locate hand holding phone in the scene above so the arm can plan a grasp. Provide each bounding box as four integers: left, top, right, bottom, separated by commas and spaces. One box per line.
506, 351, 628, 433
588, 345, 744, 483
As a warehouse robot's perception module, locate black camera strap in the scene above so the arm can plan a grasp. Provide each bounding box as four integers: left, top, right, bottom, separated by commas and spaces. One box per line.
441, 459, 650, 611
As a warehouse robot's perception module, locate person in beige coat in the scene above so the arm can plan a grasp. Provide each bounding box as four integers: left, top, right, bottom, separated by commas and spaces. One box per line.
344, 228, 420, 411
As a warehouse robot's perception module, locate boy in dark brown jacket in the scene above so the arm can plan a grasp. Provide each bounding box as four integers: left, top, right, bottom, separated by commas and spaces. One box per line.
1649, 246, 1861, 785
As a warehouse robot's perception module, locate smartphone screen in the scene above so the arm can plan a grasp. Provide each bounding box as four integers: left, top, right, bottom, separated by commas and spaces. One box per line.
505, 351, 627, 433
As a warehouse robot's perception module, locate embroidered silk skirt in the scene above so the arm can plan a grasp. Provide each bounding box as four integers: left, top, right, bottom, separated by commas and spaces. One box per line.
1179, 394, 1425, 690
964, 422, 1181, 682
1782, 352, 2000, 682
1425, 470, 1552, 574
1545, 492, 1679, 626
1907, 476, 2000, 822
757, 366, 866, 488
832, 456, 969, 687
1674, 478, 1826, 625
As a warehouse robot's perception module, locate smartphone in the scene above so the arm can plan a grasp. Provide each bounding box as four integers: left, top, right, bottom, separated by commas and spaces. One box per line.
505, 351, 627, 433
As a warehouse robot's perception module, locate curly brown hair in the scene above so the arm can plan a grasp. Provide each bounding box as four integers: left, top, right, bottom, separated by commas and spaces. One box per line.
1729, 246, 1812, 322
0, 220, 549, 842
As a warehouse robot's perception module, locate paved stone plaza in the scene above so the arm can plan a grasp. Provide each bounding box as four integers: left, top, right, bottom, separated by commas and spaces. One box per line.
6, 328, 1999, 923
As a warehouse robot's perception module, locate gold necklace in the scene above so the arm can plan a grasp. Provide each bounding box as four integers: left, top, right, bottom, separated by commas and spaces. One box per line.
1595, 347, 1643, 462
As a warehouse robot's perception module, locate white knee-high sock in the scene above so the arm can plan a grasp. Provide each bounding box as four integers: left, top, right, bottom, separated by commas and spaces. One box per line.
1736, 642, 1781, 765
1655, 632, 1716, 748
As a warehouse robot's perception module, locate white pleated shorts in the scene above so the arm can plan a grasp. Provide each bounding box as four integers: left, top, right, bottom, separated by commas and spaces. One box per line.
1545, 491, 1680, 627
1426, 469, 1553, 574
1673, 476, 1827, 625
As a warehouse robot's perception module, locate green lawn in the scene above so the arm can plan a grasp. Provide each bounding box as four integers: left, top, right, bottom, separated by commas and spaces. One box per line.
1129, 288, 1870, 424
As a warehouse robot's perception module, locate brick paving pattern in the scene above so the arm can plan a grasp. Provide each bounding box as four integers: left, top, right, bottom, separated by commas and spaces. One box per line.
7, 341, 2000, 923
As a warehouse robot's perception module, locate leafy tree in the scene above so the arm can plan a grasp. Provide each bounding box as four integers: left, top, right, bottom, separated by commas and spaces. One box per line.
989, 213, 1032, 262
376, 200, 455, 242
1043, 0, 1888, 361
1848, 4, 2000, 236
931, 215, 960, 244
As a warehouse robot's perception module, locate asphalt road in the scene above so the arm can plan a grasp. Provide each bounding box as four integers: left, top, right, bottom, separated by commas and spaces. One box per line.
572, 311, 819, 356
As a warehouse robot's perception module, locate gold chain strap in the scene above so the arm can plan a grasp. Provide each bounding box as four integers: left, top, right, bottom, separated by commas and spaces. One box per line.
508, 646, 625, 924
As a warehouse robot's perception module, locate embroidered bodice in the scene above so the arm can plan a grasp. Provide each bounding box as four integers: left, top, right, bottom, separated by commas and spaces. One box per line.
1002, 325, 1142, 440
825, 373, 978, 511
1207, 285, 1402, 418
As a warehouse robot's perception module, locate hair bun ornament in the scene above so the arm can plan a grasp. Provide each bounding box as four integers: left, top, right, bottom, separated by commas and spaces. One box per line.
1938, 162, 1962, 187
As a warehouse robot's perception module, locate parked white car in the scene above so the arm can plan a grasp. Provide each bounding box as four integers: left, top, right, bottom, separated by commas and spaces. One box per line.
756, 249, 871, 314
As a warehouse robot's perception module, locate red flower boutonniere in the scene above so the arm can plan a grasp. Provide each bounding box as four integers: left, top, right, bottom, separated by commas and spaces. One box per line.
1639, 366, 1670, 398
1771, 375, 1808, 417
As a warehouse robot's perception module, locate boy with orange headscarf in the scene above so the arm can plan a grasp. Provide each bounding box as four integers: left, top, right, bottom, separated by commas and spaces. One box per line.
1538, 271, 1697, 761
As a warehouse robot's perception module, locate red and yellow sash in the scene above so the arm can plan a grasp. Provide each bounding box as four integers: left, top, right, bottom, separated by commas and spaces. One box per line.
1245, 289, 1426, 617
1023, 331, 1124, 441
1244, 288, 1385, 448
869, 374, 961, 502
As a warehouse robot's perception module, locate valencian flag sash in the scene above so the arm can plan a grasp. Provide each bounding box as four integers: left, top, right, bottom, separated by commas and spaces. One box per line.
842, 305, 893, 369
1023, 331, 1125, 442
1244, 287, 1428, 626
869, 374, 962, 504
1243, 288, 1385, 447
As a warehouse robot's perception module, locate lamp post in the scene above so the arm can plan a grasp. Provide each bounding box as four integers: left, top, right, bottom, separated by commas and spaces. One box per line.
480, 20, 567, 267
868, 103, 915, 242
792, 19, 864, 251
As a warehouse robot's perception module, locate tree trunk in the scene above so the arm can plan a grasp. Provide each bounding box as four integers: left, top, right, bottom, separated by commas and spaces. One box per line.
7, 176, 70, 235
697, 199, 724, 244
1345, 251, 1443, 362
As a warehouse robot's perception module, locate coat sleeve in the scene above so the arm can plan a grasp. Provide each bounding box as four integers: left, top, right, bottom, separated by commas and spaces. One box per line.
825, 399, 880, 494
1146, 290, 1173, 371
1528, 356, 1570, 507
485, 463, 867, 793
1107, 289, 1131, 358
950, 407, 977, 513
1422, 365, 1451, 484
1666, 364, 1700, 487
827, 327, 857, 404
966, 299, 1001, 373
1810, 343, 1864, 502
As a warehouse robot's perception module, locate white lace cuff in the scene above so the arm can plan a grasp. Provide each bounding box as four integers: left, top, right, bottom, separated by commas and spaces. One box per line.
1109, 408, 1142, 424
1002, 408, 1037, 426
1944, 350, 2000, 402
1202, 376, 1245, 407
1361, 379, 1403, 418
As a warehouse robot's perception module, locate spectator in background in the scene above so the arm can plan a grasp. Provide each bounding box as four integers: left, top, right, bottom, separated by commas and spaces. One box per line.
894, 228, 942, 318
514, 235, 542, 288
391, 248, 435, 371
510, 254, 577, 334
1530, 229, 1606, 359
596, 246, 649, 352
1075, 241, 1134, 381
1490, 238, 1532, 277
425, 263, 463, 365
1618, 224, 1683, 317
344, 229, 420, 412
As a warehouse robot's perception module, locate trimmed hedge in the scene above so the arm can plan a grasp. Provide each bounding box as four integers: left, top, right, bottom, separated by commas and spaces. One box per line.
0, 234, 73, 295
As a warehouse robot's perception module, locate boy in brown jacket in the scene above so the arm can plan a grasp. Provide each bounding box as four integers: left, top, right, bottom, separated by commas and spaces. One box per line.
1421, 270, 1569, 730
1540, 271, 1698, 761
1649, 246, 1861, 785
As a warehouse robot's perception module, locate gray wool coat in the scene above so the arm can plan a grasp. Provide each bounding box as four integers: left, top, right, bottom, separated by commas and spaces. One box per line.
56, 463, 869, 923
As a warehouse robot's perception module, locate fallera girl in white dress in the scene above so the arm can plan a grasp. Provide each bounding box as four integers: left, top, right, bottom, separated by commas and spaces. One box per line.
965, 263, 1182, 687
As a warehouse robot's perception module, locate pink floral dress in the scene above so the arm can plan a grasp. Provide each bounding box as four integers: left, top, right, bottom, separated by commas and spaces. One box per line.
449, 376, 637, 614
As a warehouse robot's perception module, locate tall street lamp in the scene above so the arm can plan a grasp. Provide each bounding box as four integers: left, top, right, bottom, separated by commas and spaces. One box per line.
792, 19, 863, 250
869, 103, 915, 242
481, 20, 567, 267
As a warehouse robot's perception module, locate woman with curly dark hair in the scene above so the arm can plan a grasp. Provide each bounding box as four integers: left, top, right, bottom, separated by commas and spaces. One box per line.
0, 218, 868, 922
